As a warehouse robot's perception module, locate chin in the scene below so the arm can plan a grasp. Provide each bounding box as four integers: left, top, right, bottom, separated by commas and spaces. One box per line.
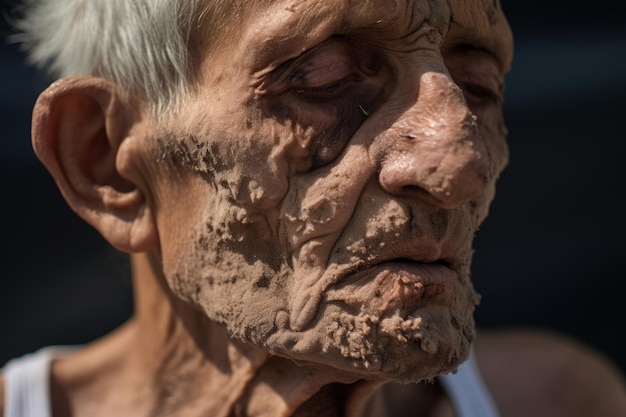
264, 300, 476, 384
263, 259, 479, 383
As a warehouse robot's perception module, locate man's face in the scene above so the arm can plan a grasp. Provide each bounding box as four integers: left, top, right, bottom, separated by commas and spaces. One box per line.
141, 0, 512, 383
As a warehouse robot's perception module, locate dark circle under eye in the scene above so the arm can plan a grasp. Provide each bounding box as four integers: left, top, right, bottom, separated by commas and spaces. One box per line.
461, 82, 500, 105
445, 45, 503, 107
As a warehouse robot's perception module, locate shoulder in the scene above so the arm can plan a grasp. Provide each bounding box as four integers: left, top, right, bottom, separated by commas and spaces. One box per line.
474, 328, 626, 417
0, 372, 5, 416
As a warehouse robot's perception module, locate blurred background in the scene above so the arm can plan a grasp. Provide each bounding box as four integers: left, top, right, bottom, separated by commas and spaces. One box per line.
1, 1, 625, 376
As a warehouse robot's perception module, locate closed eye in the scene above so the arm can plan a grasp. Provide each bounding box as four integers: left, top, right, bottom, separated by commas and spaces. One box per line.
295, 74, 356, 97
287, 38, 358, 97
461, 81, 501, 105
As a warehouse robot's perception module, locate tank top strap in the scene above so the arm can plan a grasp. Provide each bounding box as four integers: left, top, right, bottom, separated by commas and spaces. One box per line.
3, 347, 74, 417
438, 351, 500, 417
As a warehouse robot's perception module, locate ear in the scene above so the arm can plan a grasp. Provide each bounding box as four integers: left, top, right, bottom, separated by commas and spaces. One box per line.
31, 76, 159, 253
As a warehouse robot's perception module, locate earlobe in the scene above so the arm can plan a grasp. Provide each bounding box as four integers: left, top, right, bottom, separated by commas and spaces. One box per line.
32, 76, 159, 253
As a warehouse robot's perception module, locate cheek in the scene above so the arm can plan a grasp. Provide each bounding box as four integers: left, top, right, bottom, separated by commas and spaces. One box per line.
152, 176, 208, 278
476, 107, 509, 175
150, 124, 322, 342
470, 110, 509, 224
281, 159, 370, 264
153, 170, 297, 343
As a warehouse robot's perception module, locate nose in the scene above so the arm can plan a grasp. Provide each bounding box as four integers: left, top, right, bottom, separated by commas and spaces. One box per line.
377, 72, 490, 209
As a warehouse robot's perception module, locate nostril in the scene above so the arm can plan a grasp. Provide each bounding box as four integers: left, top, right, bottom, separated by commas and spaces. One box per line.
403, 185, 421, 193
383, 180, 437, 203
399, 185, 451, 208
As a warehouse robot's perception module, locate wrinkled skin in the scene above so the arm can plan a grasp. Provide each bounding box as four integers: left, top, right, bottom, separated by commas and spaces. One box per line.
143, 0, 512, 383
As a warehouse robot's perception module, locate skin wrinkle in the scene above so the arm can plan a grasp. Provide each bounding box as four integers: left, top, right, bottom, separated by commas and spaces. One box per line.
383, 6, 436, 53
281, 146, 374, 331
142, 0, 512, 391
19, 1, 626, 415
325, 183, 476, 284
338, 187, 409, 263
285, 175, 374, 326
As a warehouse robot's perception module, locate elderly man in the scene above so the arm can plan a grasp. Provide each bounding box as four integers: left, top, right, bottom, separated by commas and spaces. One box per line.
2, 0, 625, 416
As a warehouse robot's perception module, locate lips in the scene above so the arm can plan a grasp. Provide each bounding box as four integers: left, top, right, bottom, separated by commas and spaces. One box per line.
324, 260, 455, 317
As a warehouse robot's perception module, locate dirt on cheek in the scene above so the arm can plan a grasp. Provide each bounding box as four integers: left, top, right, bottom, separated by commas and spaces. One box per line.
155, 132, 298, 343
166, 202, 295, 345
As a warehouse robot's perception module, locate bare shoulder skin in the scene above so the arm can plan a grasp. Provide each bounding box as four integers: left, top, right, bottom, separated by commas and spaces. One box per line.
475, 329, 626, 417
0, 373, 5, 416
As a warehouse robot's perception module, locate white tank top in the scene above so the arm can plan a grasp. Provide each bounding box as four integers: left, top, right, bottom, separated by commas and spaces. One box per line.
2, 347, 500, 417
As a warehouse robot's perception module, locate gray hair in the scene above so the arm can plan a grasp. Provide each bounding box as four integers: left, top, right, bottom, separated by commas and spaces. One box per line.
15, 0, 231, 114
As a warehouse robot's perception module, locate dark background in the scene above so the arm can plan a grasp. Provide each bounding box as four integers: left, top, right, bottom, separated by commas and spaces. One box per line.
1, 1, 625, 377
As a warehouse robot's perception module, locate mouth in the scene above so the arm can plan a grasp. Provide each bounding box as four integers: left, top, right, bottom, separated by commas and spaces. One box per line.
324, 258, 455, 317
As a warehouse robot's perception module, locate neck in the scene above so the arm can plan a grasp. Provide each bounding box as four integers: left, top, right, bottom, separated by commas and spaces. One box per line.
55, 252, 386, 417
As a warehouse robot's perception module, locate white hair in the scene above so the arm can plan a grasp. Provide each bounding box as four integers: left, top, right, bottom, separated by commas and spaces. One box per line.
15, 0, 230, 114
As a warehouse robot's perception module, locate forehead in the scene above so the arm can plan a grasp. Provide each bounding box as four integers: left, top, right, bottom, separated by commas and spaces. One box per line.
228, 0, 513, 73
